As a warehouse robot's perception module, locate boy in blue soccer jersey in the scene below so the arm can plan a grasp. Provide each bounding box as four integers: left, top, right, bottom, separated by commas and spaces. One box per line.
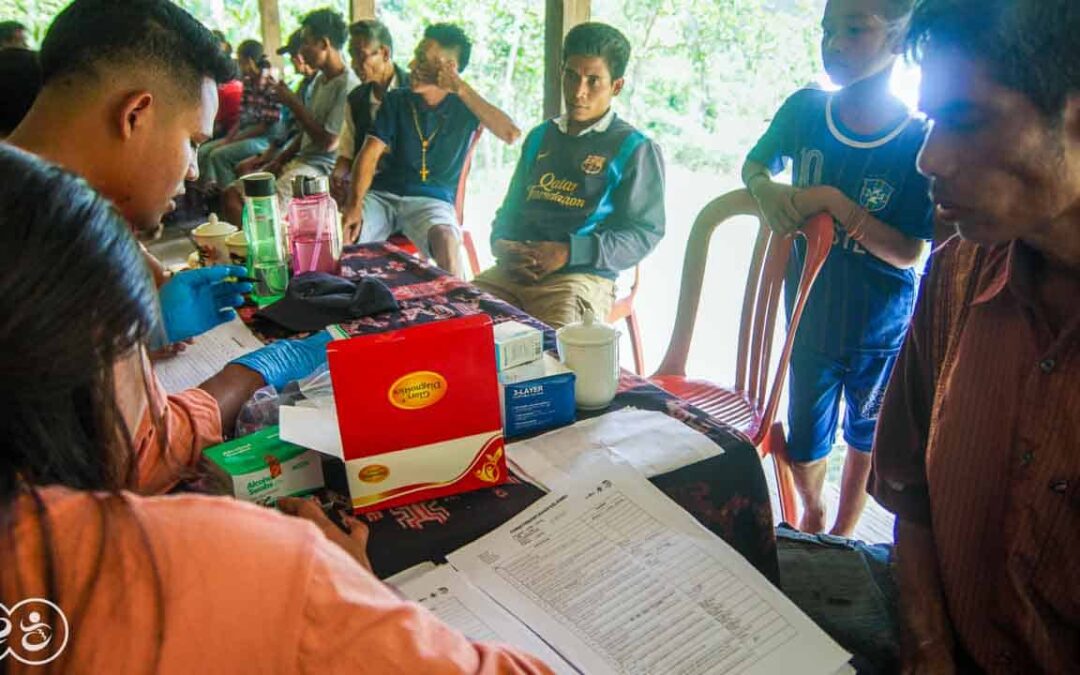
473, 23, 665, 329
742, 0, 933, 536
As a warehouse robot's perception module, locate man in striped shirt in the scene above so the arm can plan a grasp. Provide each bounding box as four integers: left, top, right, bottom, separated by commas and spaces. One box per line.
872, 0, 1080, 671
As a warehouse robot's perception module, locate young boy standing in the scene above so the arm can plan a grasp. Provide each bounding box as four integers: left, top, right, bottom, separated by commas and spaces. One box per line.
742, 0, 933, 536
474, 22, 665, 328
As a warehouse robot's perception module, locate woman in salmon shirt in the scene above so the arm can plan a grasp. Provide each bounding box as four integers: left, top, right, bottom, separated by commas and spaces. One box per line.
0, 146, 551, 674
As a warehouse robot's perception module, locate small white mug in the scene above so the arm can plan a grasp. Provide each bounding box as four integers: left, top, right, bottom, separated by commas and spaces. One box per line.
191, 213, 238, 266
557, 310, 620, 410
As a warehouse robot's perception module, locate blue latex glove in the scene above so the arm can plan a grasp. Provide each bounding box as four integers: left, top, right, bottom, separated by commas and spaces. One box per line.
159, 265, 253, 343
230, 331, 334, 390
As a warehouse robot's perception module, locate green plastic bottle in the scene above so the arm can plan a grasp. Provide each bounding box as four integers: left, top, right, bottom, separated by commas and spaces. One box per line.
241, 172, 290, 306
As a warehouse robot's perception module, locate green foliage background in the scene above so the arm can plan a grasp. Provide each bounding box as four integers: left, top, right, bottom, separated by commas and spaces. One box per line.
1, 0, 825, 173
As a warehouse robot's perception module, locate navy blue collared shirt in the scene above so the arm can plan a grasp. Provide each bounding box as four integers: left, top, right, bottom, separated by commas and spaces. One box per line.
368, 89, 479, 204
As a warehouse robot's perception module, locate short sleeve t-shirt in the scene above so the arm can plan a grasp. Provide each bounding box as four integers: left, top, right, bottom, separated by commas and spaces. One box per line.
747, 88, 934, 356
369, 89, 480, 204
297, 69, 360, 173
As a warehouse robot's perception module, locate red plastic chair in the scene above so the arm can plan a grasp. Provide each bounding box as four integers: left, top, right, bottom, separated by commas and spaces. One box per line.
389, 127, 484, 275
608, 266, 645, 376
649, 189, 833, 524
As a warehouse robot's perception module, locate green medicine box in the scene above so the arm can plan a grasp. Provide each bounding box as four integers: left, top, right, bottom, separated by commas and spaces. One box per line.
203, 426, 325, 505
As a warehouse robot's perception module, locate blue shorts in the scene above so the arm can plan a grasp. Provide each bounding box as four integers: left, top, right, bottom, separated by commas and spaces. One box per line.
786, 348, 898, 463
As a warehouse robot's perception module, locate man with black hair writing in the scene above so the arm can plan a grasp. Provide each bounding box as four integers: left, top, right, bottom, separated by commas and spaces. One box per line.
7, 0, 332, 491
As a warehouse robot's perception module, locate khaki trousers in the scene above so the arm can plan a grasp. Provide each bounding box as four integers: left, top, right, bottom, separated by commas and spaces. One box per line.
474, 266, 615, 329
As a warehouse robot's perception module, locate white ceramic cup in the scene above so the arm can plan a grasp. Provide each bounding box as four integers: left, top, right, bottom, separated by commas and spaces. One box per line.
556, 310, 620, 410
191, 213, 239, 266
225, 230, 249, 265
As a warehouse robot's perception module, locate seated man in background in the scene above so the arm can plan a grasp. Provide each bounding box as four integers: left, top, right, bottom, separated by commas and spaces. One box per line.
209, 30, 242, 138
330, 19, 408, 204
280, 30, 320, 104
341, 23, 521, 277
0, 20, 29, 49
221, 9, 357, 223
213, 63, 243, 139
197, 39, 279, 187
473, 23, 664, 328
7, 0, 331, 493
871, 0, 1080, 671
229, 30, 318, 181
0, 47, 42, 138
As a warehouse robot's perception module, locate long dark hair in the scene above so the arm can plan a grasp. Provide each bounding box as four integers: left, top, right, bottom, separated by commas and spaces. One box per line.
0, 144, 164, 673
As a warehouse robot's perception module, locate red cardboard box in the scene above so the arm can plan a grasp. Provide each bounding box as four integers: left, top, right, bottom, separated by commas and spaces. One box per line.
327, 314, 506, 512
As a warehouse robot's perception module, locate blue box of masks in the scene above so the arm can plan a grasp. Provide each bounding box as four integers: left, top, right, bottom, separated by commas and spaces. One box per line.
499, 354, 576, 439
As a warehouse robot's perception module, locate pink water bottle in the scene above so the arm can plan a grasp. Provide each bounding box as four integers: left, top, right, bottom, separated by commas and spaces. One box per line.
288, 175, 341, 275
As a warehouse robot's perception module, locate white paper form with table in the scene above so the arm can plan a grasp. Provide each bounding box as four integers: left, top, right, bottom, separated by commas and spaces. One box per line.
391, 564, 578, 675
154, 318, 265, 393
446, 460, 849, 675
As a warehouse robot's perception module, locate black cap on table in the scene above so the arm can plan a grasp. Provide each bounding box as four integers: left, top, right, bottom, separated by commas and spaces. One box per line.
256, 272, 400, 332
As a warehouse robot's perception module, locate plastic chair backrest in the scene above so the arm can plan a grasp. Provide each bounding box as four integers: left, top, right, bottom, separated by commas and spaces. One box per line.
654, 188, 833, 433
454, 126, 484, 226
742, 207, 832, 436
456, 127, 484, 276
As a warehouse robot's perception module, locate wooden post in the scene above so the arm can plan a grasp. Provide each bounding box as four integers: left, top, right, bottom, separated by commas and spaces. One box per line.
351, 0, 376, 21
257, 0, 283, 67
543, 0, 590, 119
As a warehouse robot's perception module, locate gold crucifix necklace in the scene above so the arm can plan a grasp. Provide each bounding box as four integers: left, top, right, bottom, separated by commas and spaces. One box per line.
410, 101, 443, 182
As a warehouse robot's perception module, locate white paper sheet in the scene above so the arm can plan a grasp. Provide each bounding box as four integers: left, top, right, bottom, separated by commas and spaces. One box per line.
448, 459, 850, 675
394, 565, 578, 675
507, 408, 725, 490
154, 319, 265, 393
279, 403, 343, 457
383, 561, 438, 587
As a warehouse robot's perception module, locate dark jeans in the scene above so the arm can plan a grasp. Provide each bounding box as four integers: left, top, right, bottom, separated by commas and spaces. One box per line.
776, 525, 900, 674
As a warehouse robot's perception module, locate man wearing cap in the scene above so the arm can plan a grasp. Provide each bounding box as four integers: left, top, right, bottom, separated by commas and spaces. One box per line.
331, 20, 408, 204
341, 23, 521, 277
278, 31, 319, 106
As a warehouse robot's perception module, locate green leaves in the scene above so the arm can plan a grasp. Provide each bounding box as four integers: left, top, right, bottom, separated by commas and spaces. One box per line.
590, 0, 825, 170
